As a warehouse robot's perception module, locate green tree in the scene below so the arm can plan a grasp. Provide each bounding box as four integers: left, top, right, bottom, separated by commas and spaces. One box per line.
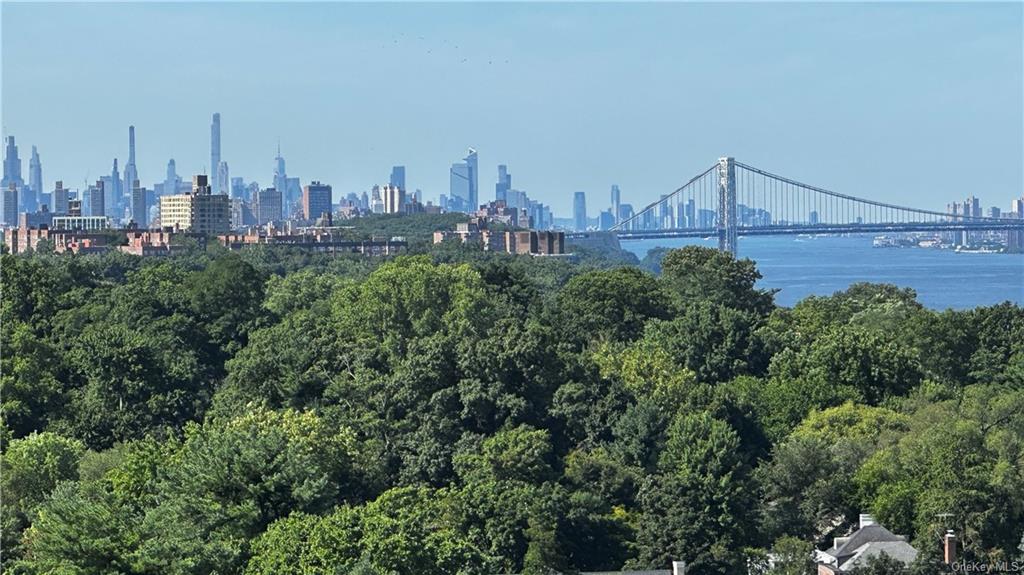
767, 536, 815, 575
555, 267, 673, 344
854, 385, 1024, 562
16, 481, 139, 575
131, 408, 361, 575
0, 321, 65, 438
633, 413, 753, 573
1, 432, 85, 566
659, 246, 774, 315
245, 509, 364, 575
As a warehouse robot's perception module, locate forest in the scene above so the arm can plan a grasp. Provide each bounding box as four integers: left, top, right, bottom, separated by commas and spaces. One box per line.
1, 241, 1022, 575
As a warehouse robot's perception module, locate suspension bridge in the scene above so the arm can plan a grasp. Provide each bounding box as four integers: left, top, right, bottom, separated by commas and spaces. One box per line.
598, 157, 1024, 255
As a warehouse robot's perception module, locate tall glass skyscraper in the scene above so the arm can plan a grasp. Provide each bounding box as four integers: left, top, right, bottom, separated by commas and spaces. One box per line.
496, 165, 511, 203
2, 136, 24, 190
163, 159, 178, 197
574, 191, 587, 231
211, 113, 221, 193
123, 126, 138, 208
449, 148, 478, 212
390, 166, 406, 192
28, 145, 42, 212
611, 184, 621, 224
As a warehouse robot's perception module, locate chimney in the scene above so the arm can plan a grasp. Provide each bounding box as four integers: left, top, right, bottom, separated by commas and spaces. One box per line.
944, 530, 957, 565
672, 560, 687, 575
859, 514, 876, 529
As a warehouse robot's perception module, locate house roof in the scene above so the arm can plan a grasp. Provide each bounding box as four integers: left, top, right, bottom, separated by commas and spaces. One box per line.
839, 541, 919, 571
825, 524, 907, 561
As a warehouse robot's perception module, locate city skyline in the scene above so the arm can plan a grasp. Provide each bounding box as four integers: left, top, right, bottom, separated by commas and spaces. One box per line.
2, 2, 1022, 215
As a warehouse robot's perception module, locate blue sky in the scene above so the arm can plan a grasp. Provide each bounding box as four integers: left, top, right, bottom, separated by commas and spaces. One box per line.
2, 2, 1021, 215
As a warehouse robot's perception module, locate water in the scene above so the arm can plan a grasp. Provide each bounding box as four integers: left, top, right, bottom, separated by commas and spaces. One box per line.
620, 235, 1024, 309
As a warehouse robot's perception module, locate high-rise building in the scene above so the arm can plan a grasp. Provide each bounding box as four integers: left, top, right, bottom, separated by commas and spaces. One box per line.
380, 184, 405, 214
619, 203, 635, 229
123, 126, 138, 206
162, 159, 178, 198
87, 180, 105, 219
2, 136, 23, 189
273, 144, 287, 205
2, 137, 24, 217
573, 191, 587, 231
496, 165, 511, 203
52, 181, 68, 214
230, 177, 246, 201
611, 185, 621, 225
131, 180, 148, 228
256, 187, 283, 224
27, 145, 42, 213
158, 175, 230, 234
286, 177, 301, 217
303, 181, 333, 222
104, 159, 122, 217
1009, 196, 1024, 253
217, 161, 229, 199
370, 186, 384, 214
449, 148, 478, 212
390, 166, 406, 192
210, 113, 222, 194
3, 183, 18, 226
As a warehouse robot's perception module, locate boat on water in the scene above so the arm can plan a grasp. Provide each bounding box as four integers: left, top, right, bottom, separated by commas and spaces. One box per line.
955, 245, 1004, 254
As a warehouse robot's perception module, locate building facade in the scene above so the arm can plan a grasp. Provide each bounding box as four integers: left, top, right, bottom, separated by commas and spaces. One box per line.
573, 191, 587, 231
449, 148, 478, 212
158, 175, 230, 234
256, 187, 283, 225
390, 166, 405, 192
210, 113, 221, 193
303, 181, 333, 222
380, 184, 405, 214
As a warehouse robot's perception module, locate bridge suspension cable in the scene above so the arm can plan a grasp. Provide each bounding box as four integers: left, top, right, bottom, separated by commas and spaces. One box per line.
601, 156, 1022, 255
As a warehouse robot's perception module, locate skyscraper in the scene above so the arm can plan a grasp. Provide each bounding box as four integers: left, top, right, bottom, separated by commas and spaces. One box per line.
28, 146, 42, 213
303, 181, 333, 222
380, 184, 405, 214
53, 180, 68, 215
449, 148, 478, 212
217, 161, 229, 200
88, 180, 105, 219
3, 183, 18, 226
211, 113, 222, 194
574, 191, 587, 231
230, 177, 246, 201
611, 185, 621, 225
163, 159, 178, 198
256, 187, 283, 224
286, 177, 301, 217
131, 180, 148, 228
2, 137, 24, 217
123, 126, 138, 206
158, 175, 229, 234
465, 149, 478, 210
108, 159, 122, 217
390, 166, 406, 192
496, 165, 511, 203
274, 143, 287, 203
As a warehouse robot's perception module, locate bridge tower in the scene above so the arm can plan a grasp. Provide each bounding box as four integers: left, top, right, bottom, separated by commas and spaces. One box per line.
717, 156, 738, 255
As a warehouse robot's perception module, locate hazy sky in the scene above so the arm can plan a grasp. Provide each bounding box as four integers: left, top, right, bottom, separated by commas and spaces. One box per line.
2, 2, 1021, 215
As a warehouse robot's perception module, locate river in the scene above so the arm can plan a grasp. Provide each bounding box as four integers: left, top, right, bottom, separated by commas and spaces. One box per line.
619, 235, 1024, 309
